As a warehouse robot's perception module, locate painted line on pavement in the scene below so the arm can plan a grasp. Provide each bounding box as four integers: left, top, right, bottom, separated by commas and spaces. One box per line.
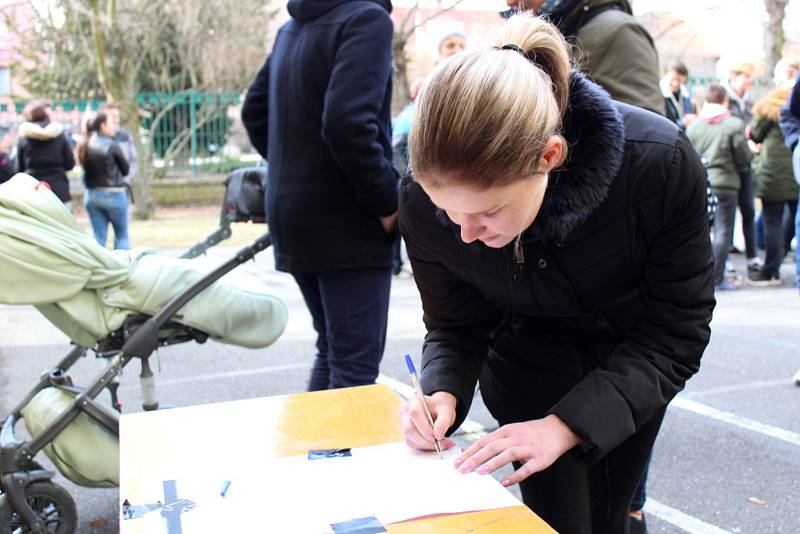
376, 373, 489, 439
672, 397, 800, 447
119, 362, 309, 390
645, 499, 732, 534
688, 378, 791, 398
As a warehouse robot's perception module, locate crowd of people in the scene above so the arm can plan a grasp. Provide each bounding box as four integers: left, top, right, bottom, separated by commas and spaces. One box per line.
0, 101, 137, 250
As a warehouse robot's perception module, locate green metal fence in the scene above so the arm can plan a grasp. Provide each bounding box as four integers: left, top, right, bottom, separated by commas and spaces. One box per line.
137, 91, 242, 178
0, 91, 248, 179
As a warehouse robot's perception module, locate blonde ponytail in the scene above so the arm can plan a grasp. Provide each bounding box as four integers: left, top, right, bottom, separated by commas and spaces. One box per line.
409, 13, 572, 189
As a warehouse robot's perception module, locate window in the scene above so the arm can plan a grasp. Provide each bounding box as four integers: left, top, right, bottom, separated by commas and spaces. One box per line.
0, 67, 10, 95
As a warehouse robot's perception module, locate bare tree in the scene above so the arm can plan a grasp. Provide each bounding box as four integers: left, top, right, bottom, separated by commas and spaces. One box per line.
10, 0, 276, 219
764, 0, 791, 82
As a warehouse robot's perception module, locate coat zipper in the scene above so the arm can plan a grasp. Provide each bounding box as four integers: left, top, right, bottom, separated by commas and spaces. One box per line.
512, 233, 525, 285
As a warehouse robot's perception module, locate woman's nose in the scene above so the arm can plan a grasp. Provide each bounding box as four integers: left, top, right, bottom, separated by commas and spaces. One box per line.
459, 216, 484, 244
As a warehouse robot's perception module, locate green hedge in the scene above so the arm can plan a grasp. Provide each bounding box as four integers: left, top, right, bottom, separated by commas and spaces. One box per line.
70, 176, 227, 208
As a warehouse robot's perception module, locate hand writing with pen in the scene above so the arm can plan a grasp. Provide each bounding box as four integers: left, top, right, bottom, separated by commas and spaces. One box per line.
401, 391, 580, 487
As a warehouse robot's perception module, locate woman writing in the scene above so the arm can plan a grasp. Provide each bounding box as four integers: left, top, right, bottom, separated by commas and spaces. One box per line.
78, 112, 131, 250
399, 14, 715, 533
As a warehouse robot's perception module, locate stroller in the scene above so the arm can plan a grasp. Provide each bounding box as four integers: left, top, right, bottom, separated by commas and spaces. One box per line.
0, 169, 286, 533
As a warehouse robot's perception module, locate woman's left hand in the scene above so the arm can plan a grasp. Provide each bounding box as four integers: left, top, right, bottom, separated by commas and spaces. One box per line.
454, 414, 581, 487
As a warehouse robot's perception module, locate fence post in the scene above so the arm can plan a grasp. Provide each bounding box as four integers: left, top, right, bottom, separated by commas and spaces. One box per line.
190, 90, 198, 179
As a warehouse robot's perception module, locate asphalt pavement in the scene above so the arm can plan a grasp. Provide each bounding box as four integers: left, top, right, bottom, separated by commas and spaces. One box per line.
1, 246, 798, 533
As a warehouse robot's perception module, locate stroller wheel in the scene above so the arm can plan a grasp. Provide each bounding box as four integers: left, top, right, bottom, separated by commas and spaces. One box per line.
0, 482, 77, 534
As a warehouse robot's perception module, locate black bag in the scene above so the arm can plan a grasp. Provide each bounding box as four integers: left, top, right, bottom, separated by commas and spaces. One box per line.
223, 166, 267, 223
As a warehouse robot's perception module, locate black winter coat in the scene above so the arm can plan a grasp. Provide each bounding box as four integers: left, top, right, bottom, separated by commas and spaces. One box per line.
241, 0, 398, 273
17, 121, 76, 203
83, 133, 129, 189
400, 73, 715, 462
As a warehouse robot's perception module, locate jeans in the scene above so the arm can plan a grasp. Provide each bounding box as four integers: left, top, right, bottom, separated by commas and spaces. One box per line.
737, 168, 757, 259
761, 199, 798, 278
293, 268, 392, 390
755, 211, 764, 250
84, 188, 130, 250
713, 190, 738, 284
631, 455, 651, 512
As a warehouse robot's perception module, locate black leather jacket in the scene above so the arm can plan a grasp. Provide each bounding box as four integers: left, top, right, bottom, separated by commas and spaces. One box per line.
83, 133, 129, 189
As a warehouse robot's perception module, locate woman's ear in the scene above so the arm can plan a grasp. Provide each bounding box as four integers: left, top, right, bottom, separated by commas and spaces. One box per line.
538, 135, 567, 172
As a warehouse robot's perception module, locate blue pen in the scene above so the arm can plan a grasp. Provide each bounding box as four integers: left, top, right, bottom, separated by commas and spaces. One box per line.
220, 480, 231, 497
405, 354, 444, 459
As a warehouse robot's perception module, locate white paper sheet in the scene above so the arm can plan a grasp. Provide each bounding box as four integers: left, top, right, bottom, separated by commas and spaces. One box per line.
121, 442, 521, 533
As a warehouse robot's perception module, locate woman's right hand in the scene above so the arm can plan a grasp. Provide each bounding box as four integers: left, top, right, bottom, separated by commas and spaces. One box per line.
401, 391, 458, 451
379, 211, 398, 234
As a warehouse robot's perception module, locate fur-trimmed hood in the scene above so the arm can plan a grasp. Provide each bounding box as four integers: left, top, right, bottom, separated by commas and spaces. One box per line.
431, 71, 625, 244
531, 71, 625, 242
753, 87, 792, 122
18, 121, 64, 141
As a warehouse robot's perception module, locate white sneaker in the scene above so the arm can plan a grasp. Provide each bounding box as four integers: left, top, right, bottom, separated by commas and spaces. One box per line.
725, 260, 736, 273
747, 256, 764, 270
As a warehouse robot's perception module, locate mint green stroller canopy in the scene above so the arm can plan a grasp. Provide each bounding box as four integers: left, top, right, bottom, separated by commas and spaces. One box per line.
0, 173, 287, 348
1, 173, 288, 489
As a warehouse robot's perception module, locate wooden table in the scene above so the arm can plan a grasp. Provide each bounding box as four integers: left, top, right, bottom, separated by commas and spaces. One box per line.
120, 384, 554, 533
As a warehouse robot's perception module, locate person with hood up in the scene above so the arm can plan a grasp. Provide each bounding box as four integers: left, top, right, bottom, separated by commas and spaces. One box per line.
747, 58, 800, 286
506, 0, 663, 114
16, 102, 76, 209
400, 13, 714, 534
241, 0, 398, 391
687, 84, 752, 290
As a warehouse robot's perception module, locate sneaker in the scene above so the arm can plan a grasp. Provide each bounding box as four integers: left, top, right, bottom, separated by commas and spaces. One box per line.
729, 245, 743, 255
746, 271, 781, 287
747, 256, 764, 271
793, 369, 800, 386
715, 279, 742, 291
725, 260, 736, 273
629, 510, 647, 534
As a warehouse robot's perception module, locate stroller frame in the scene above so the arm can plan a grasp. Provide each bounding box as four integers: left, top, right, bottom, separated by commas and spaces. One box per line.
0, 168, 271, 533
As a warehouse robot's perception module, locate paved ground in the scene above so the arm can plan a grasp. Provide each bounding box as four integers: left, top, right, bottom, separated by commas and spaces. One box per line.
1, 245, 798, 533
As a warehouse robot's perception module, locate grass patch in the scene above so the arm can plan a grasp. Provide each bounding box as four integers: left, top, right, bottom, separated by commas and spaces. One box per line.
74, 205, 267, 250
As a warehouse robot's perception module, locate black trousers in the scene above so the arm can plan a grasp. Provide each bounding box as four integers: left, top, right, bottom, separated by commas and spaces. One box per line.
480, 347, 665, 534
761, 199, 798, 278
738, 168, 757, 259
509, 408, 665, 534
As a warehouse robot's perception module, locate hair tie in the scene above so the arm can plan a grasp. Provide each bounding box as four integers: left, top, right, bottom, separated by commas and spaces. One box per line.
500, 43, 537, 65
501, 43, 523, 54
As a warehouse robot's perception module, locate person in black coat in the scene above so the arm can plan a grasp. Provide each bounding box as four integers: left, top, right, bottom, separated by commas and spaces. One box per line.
16, 102, 76, 208
241, 0, 398, 390
399, 14, 715, 533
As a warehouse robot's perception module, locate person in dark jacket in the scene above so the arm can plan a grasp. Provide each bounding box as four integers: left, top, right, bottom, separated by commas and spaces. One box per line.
0, 131, 16, 184
16, 102, 76, 209
241, 0, 398, 390
722, 62, 761, 271
399, 15, 714, 534
78, 112, 131, 249
778, 69, 800, 385
661, 60, 697, 129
